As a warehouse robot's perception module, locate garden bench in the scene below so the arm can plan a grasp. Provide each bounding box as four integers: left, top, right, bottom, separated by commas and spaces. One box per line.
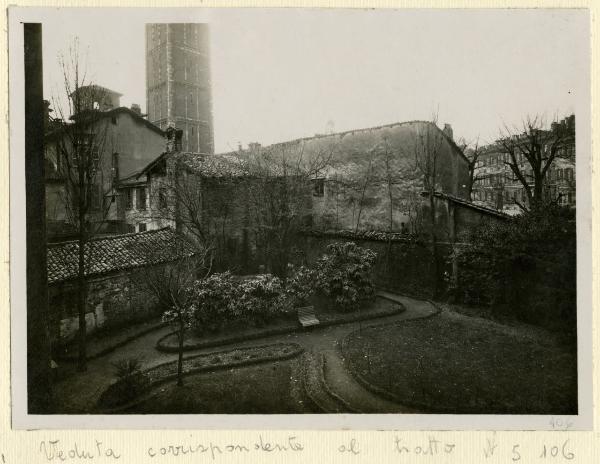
298, 306, 320, 328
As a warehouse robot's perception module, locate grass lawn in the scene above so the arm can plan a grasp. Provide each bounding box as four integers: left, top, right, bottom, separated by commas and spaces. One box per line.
342, 310, 577, 414
127, 359, 318, 414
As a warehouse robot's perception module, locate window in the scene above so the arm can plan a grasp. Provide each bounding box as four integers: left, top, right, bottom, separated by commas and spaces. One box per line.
566, 168, 574, 181
312, 178, 325, 197
111, 116, 117, 125
138, 223, 147, 232
158, 187, 168, 209
91, 185, 102, 211
125, 188, 133, 210
136, 187, 147, 210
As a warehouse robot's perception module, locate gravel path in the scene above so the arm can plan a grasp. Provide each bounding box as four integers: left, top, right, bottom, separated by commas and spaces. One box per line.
54, 292, 437, 413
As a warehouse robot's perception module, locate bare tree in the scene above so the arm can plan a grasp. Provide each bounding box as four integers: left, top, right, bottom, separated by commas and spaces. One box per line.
244, 141, 335, 277
499, 115, 574, 212
141, 237, 211, 387
352, 154, 375, 234
410, 116, 446, 296
143, 137, 334, 279
50, 39, 114, 371
457, 137, 483, 201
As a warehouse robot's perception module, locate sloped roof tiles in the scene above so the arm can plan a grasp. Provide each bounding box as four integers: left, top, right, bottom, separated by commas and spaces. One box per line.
47, 227, 196, 284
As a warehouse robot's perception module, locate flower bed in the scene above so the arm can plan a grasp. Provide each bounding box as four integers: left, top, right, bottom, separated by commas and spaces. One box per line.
97, 342, 304, 411
190, 272, 291, 334
156, 295, 404, 352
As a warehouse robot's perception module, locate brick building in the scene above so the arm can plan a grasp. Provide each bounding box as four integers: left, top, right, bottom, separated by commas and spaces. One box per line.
115, 128, 313, 273
472, 115, 575, 215
234, 120, 471, 234
47, 227, 196, 345
146, 23, 214, 154
44, 87, 166, 240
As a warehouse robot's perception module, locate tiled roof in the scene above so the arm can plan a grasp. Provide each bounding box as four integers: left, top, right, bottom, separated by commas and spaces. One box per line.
139, 152, 250, 179
424, 191, 509, 219
45, 107, 165, 141
177, 152, 248, 177
47, 227, 197, 284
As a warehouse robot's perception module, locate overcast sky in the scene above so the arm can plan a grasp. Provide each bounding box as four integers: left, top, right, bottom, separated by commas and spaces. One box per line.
38, 8, 587, 153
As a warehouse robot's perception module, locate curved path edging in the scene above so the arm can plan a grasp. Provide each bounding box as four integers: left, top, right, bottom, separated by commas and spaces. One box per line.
97, 342, 304, 414
338, 299, 463, 413
156, 296, 406, 353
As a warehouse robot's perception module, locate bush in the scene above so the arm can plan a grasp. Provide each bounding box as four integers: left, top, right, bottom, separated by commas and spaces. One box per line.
190, 272, 287, 332
313, 242, 377, 312
452, 205, 576, 332
284, 264, 316, 307
99, 357, 150, 408
237, 274, 286, 326
190, 272, 238, 333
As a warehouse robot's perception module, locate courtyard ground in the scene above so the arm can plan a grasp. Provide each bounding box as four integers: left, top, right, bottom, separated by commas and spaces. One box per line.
343, 305, 577, 414
52, 292, 576, 415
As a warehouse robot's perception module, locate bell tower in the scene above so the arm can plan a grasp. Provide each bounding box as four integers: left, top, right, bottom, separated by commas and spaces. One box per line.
146, 23, 214, 154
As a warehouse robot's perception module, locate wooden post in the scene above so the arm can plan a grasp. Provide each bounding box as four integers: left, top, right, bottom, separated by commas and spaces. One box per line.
25, 23, 53, 412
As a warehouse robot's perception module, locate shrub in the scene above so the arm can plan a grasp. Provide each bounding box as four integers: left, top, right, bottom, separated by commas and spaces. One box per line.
313, 242, 377, 312
189, 272, 238, 332
99, 357, 150, 408
452, 205, 576, 333
190, 272, 287, 332
284, 264, 316, 307
236, 274, 286, 326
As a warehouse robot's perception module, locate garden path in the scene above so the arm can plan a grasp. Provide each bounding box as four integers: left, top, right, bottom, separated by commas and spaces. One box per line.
53, 292, 437, 413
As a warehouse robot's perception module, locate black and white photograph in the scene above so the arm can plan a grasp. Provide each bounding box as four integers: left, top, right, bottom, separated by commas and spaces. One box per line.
9, 7, 592, 429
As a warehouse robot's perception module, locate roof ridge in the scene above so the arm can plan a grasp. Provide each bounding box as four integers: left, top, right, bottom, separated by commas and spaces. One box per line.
215, 120, 436, 155
430, 191, 509, 218
47, 226, 173, 247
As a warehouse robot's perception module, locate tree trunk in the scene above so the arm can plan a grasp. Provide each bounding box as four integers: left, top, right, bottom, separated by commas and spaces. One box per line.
177, 315, 185, 387
429, 192, 439, 298
76, 231, 87, 372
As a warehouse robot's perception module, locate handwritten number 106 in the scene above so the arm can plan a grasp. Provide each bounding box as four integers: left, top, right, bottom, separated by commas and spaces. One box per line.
539, 440, 574, 460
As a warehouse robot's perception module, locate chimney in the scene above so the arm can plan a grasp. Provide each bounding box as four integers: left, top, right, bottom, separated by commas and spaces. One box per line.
174, 129, 183, 152
130, 103, 141, 115
165, 126, 176, 153
43, 99, 53, 132
165, 126, 184, 153
443, 123, 454, 141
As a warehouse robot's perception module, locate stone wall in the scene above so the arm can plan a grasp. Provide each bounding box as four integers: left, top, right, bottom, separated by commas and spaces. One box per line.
48, 267, 161, 345
295, 233, 453, 298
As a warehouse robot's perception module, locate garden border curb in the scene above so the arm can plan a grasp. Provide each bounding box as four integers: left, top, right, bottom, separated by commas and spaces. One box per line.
96, 342, 304, 414
337, 298, 514, 414
155, 296, 406, 353
320, 353, 361, 413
